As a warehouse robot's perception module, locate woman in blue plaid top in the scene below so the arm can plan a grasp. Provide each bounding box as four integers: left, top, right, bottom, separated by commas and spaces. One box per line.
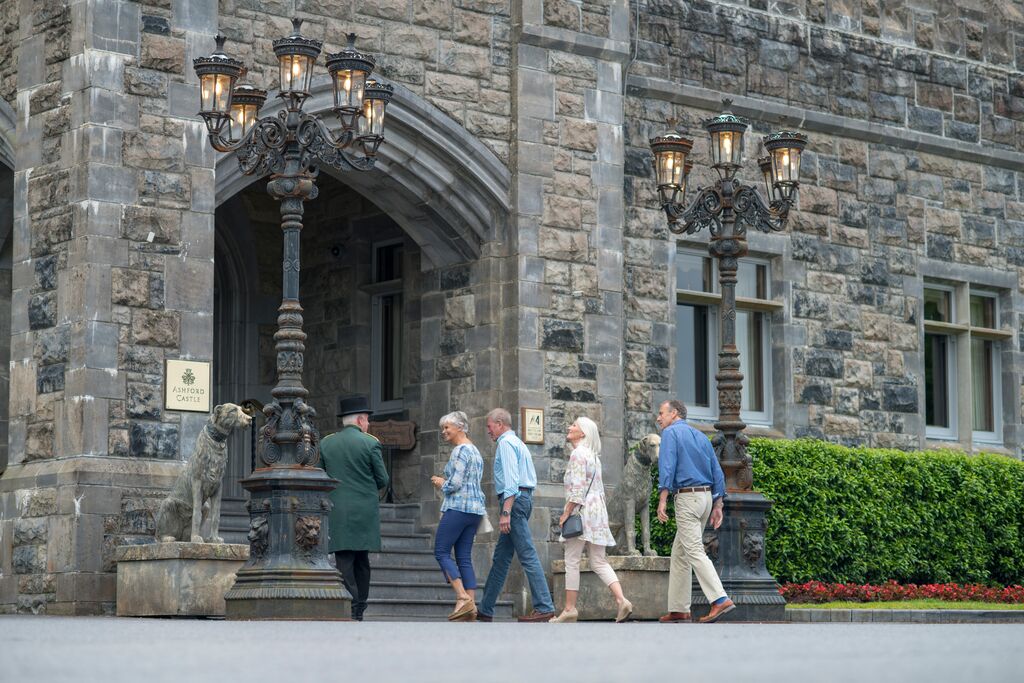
430, 410, 486, 621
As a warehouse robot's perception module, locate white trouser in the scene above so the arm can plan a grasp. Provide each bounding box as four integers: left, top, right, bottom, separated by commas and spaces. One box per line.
563, 537, 619, 591
667, 491, 726, 612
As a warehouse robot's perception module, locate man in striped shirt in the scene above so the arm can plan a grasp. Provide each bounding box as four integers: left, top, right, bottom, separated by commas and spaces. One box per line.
477, 408, 556, 622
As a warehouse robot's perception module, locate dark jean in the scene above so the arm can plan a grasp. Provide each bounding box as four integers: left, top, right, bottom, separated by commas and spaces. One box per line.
434, 509, 482, 588
479, 488, 555, 616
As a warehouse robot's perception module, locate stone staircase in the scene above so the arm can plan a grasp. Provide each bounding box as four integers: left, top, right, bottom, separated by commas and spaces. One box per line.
367, 503, 514, 621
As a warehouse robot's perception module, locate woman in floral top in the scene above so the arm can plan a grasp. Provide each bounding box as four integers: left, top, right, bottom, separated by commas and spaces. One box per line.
430, 410, 486, 621
551, 416, 633, 623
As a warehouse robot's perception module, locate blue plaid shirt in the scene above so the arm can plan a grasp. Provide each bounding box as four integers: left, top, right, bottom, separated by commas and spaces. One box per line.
441, 443, 486, 515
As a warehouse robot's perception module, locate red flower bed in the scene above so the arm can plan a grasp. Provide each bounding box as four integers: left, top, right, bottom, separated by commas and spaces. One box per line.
780, 580, 1024, 604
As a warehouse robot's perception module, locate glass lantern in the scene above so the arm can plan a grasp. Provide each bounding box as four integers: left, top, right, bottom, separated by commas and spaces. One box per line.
229, 85, 267, 142
326, 33, 376, 130
704, 106, 748, 179
192, 34, 244, 133
649, 132, 694, 208
758, 155, 778, 203
272, 18, 323, 103
358, 80, 394, 156
763, 131, 808, 201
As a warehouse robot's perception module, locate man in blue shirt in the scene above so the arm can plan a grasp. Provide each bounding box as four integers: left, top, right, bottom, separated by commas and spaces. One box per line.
655, 399, 735, 623
477, 408, 556, 622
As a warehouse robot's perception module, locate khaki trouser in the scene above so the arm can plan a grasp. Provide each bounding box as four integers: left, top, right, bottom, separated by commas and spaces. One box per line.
562, 537, 619, 591
667, 490, 727, 612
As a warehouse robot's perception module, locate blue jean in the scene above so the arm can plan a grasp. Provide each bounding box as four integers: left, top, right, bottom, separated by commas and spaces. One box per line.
434, 509, 482, 588
479, 489, 555, 616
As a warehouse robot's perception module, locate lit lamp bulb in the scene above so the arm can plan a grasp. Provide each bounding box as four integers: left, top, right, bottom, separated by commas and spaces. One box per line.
722, 132, 732, 160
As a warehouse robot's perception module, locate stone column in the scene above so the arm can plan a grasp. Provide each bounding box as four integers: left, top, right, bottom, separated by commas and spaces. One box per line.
0, 0, 218, 615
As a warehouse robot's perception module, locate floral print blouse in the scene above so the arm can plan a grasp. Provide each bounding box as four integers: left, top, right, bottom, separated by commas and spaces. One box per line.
562, 445, 615, 546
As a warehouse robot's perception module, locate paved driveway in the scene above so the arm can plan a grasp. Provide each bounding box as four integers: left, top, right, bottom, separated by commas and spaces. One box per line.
1, 616, 1019, 682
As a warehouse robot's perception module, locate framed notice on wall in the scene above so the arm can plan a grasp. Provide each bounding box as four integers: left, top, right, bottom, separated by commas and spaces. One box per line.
164, 359, 212, 413
521, 407, 544, 444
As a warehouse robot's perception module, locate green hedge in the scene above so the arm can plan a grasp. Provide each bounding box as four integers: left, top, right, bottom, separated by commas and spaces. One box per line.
642, 438, 1024, 585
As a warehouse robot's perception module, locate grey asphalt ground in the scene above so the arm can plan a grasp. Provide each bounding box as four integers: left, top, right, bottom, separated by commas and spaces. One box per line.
1, 616, 1020, 683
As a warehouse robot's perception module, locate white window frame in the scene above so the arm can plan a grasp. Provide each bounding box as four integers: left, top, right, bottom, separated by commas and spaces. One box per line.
969, 289, 1003, 444
922, 283, 1009, 445
369, 240, 404, 415
675, 249, 778, 427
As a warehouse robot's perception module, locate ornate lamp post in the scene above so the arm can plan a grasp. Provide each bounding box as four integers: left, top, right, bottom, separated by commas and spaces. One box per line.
193, 20, 393, 620
650, 101, 806, 620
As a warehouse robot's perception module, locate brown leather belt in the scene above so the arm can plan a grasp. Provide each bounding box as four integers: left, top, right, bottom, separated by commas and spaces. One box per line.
676, 486, 711, 494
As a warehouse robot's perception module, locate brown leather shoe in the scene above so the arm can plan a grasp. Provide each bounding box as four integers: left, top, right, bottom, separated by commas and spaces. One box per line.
517, 610, 555, 622
476, 612, 493, 622
699, 599, 735, 623
658, 611, 692, 623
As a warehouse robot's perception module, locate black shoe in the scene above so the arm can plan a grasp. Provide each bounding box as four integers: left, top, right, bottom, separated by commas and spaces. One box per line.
476, 612, 493, 622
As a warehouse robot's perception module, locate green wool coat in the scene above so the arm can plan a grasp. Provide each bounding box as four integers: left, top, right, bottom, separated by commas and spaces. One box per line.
320, 425, 390, 552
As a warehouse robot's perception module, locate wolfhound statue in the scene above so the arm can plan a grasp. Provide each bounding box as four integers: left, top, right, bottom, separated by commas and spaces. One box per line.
607, 433, 660, 556
155, 403, 252, 543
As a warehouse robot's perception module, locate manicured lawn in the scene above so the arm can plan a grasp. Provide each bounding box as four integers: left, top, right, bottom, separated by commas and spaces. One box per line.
787, 600, 1024, 610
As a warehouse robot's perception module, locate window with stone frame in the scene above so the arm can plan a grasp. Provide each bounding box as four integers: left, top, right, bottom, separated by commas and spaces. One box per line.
370, 240, 404, 415
675, 249, 780, 426
923, 283, 1008, 444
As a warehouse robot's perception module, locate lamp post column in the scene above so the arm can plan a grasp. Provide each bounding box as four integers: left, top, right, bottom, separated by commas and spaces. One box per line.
223, 150, 353, 621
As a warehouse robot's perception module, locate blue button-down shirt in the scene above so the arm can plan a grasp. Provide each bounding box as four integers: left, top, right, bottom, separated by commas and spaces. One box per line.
493, 430, 537, 499
657, 419, 726, 501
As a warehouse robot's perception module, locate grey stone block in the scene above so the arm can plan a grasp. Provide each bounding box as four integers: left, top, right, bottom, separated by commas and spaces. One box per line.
517, 70, 556, 121
115, 542, 248, 616
584, 315, 622, 363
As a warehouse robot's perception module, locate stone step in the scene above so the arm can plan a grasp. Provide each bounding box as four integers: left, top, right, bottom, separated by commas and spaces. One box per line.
370, 580, 461, 602
372, 565, 444, 583
369, 549, 439, 568
380, 533, 434, 551
378, 504, 420, 521
366, 598, 514, 620
379, 519, 417, 535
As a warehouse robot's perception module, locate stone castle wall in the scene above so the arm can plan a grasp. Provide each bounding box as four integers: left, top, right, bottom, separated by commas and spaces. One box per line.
2, 0, 1024, 614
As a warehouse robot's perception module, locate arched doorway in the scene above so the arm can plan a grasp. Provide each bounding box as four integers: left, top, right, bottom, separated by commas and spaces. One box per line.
212, 80, 511, 540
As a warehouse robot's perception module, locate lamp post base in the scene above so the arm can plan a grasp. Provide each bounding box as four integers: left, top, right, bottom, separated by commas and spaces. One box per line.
705, 491, 786, 622
223, 466, 352, 621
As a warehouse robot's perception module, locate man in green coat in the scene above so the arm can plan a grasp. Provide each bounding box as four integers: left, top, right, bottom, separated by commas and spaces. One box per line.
320, 396, 389, 621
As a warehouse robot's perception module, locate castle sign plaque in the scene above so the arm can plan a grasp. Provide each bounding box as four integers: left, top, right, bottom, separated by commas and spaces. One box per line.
164, 360, 211, 413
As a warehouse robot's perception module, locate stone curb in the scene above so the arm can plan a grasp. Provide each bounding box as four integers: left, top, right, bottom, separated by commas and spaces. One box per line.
787, 608, 1024, 623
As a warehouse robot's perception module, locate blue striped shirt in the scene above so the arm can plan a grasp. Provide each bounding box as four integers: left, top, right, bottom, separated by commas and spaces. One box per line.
657, 419, 726, 501
493, 430, 537, 499
441, 443, 486, 515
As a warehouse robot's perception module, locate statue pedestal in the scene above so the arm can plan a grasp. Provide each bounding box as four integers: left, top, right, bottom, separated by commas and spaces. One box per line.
115, 542, 249, 617
553, 555, 671, 620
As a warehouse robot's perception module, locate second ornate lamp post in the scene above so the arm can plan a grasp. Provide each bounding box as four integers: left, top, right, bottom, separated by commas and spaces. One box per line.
650, 100, 807, 620
193, 20, 393, 620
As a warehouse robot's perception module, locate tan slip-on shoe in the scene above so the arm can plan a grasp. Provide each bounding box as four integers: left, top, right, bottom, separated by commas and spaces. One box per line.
615, 599, 633, 623
549, 608, 578, 623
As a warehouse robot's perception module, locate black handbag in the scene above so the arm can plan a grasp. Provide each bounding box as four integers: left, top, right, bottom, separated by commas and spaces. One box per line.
560, 457, 597, 539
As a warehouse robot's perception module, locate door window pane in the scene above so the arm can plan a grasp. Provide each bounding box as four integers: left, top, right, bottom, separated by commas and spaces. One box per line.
676, 303, 710, 408
971, 337, 994, 433
379, 293, 403, 402
737, 310, 764, 412
923, 288, 952, 322
737, 262, 769, 300
375, 243, 403, 282
969, 294, 996, 329
677, 253, 712, 293
925, 333, 951, 428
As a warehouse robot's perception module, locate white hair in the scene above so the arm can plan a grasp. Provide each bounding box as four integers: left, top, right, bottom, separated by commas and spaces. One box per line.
439, 410, 470, 433
487, 408, 512, 427
341, 414, 364, 427
573, 416, 601, 456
